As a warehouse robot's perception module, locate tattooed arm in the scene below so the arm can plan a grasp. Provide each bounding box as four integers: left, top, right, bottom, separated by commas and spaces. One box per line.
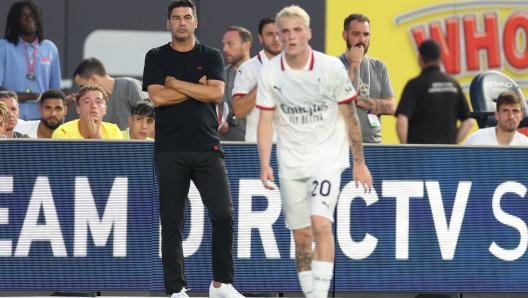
339, 101, 373, 192
356, 95, 396, 115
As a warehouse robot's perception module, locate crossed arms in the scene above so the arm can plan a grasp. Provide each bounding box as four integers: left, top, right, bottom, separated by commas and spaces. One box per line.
147, 75, 225, 107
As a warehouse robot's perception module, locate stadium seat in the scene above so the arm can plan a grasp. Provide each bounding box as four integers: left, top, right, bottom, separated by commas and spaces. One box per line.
469, 70, 528, 128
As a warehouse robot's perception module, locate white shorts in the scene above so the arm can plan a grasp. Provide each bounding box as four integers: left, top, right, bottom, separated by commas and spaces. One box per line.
279, 170, 342, 230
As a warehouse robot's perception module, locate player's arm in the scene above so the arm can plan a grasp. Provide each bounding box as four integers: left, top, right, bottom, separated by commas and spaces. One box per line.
165, 76, 225, 103
396, 114, 409, 144
258, 108, 275, 190
339, 101, 373, 192
148, 84, 189, 107
233, 85, 257, 118
356, 95, 396, 115
456, 118, 474, 143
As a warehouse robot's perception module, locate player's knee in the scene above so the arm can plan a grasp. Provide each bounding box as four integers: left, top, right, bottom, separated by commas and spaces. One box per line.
311, 216, 332, 239
293, 227, 313, 248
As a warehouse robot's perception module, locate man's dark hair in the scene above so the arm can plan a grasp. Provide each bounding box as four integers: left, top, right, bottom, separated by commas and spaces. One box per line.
496, 91, 523, 111
4, 0, 45, 46
131, 99, 155, 118
73, 58, 107, 79
344, 13, 370, 31
39, 89, 66, 106
167, 0, 197, 19
258, 17, 276, 35
419, 39, 442, 64
226, 26, 252, 43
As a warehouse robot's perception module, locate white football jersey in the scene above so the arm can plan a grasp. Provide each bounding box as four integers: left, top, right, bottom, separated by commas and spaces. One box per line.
232, 50, 276, 142
14, 119, 40, 138
256, 49, 357, 179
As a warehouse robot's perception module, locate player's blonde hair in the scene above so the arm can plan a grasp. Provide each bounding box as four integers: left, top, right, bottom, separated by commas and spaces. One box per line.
276, 5, 310, 29
0, 101, 8, 128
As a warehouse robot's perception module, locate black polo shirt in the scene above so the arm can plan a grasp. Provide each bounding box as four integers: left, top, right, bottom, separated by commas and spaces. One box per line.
142, 42, 225, 153
395, 66, 470, 144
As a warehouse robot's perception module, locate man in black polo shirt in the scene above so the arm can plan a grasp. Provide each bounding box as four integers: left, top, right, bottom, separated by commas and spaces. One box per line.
142, 1, 243, 297
395, 39, 473, 144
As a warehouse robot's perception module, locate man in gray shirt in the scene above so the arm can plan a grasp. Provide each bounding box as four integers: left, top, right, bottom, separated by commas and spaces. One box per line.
73, 58, 146, 130
218, 26, 252, 141
338, 13, 395, 143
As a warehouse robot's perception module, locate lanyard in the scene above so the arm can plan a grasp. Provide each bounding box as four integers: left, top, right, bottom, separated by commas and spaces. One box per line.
22, 39, 37, 77
345, 54, 370, 98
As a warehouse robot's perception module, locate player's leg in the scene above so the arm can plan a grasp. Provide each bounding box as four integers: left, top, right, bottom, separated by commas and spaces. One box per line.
155, 151, 192, 295
309, 171, 342, 298
280, 177, 313, 298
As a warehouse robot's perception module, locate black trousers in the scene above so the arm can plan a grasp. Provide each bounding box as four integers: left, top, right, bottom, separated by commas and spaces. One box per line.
155, 150, 235, 294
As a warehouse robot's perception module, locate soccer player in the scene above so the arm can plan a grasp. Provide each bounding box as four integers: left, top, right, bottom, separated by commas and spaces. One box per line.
257, 5, 372, 298
122, 99, 155, 140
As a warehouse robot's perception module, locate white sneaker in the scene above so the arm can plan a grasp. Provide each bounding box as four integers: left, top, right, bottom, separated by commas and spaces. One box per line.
170, 287, 189, 298
209, 282, 245, 298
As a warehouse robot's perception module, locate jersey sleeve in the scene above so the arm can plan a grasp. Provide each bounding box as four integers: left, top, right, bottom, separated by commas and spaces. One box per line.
256, 65, 275, 110
456, 83, 471, 121
142, 49, 166, 91
232, 61, 255, 97
333, 63, 357, 104
206, 49, 226, 82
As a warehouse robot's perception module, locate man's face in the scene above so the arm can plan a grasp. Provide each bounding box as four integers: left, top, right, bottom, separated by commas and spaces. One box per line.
259, 23, 282, 56
495, 103, 523, 133
0, 97, 19, 131
343, 20, 370, 54
74, 75, 96, 89
76, 90, 107, 122
167, 7, 197, 43
39, 98, 67, 130
222, 30, 247, 66
128, 114, 155, 140
279, 17, 312, 57
19, 5, 37, 36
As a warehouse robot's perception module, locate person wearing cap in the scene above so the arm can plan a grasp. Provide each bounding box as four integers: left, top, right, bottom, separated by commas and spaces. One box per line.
395, 39, 473, 144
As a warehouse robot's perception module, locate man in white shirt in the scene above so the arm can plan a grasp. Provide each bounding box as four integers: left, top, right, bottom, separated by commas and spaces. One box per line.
15, 89, 67, 138
466, 90, 528, 146
257, 5, 372, 298
232, 16, 283, 142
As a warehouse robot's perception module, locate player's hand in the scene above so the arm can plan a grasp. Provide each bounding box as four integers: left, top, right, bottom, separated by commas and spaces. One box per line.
66, 93, 77, 108
199, 75, 208, 85
86, 116, 103, 139
353, 162, 373, 193
347, 45, 364, 64
260, 165, 275, 190
218, 120, 229, 133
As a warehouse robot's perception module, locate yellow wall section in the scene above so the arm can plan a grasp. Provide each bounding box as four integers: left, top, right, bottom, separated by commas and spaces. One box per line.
326, 0, 528, 144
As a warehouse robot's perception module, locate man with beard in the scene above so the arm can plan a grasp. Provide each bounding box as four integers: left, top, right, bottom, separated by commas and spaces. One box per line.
232, 16, 283, 142
218, 26, 252, 141
465, 91, 528, 145
0, 90, 29, 138
338, 14, 395, 143
52, 85, 122, 139
0, 0, 62, 120
15, 89, 67, 138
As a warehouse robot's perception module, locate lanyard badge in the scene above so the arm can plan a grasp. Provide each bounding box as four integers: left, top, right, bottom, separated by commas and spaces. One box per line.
23, 39, 37, 93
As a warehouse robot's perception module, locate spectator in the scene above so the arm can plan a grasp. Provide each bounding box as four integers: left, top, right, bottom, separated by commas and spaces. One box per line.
218, 26, 252, 141
122, 99, 155, 140
15, 89, 67, 138
338, 14, 396, 143
465, 91, 528, 145
52, 85, 122, 139
232, 16, 282, 142
0, 0, 62, 120
0, 90, 30, 138
73, 57, 146, 130
0, 101, 8, 138
395, 39, 473, 144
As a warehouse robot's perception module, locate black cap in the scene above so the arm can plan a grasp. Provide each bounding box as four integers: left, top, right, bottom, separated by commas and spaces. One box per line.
419, 39, 441, 60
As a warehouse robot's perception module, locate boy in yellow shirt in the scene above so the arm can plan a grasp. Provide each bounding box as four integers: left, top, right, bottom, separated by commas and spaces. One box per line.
52, 85, 122, 139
